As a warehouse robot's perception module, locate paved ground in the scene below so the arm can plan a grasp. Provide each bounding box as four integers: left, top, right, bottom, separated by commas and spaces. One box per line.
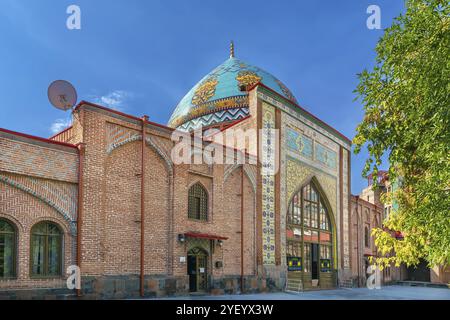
157, 285, 450, 300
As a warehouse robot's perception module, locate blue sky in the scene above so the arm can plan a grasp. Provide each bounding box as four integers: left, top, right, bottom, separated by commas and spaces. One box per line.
0, 0, 405, 194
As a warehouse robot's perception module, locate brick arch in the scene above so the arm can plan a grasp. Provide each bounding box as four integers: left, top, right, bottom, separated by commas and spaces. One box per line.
223, 164, 257, 194
107, 134, 174, 176
28, 216, 72, 235
187, 180, 209, 195
104, 139, 171, 275
187, 180, 211, 209
0, 213, 24, 233
0, 175, 76, 235
145, 137, 174, 176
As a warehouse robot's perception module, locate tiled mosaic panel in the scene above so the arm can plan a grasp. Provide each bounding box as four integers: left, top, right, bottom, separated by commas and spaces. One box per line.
257, 92, 351, 150
342, 148, 350, 269
315, 142, 337, 169
262, 103, 276, 265
284, 124, 337, 171
285, 127, 313, 158
280, 113, 287, 266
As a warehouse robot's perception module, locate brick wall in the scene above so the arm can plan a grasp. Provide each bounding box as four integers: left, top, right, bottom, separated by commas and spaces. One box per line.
69, 104, 258, 297
0, 130, 78, 290
350, 196, 384, 287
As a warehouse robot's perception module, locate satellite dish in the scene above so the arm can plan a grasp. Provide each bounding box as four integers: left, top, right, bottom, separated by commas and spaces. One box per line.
48, 80, 77, 111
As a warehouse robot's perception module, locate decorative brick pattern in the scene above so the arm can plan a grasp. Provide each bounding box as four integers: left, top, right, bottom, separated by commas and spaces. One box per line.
0, 173, 77, 234
0, 136, 78, 183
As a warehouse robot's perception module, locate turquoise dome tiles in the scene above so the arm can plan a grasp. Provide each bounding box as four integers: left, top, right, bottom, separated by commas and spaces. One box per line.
168, 57, 298, 130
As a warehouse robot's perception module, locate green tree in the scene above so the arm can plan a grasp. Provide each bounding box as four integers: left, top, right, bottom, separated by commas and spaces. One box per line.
354, 0, 450, 269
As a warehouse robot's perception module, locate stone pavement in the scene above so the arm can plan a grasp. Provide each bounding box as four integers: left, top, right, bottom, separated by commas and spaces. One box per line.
156, 285, 450, 300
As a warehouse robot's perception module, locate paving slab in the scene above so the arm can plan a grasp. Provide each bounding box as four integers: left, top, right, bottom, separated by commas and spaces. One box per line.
154, 285, 450, 300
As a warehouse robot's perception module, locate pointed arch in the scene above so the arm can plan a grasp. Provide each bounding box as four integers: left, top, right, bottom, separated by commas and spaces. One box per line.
287, 176, 337, 233
145, 136, 173, 176
188, 182, 209, 221
107, 134, 174, 176
286, 176, 338, 278
223, 164, 257, 194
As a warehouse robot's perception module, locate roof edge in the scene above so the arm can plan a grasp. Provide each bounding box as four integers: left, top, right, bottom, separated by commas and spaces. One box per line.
248, 82, 352, 145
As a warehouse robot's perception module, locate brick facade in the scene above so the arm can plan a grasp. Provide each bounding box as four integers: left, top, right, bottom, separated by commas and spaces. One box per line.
0, 129, 78, 295
0, 83, 359, 299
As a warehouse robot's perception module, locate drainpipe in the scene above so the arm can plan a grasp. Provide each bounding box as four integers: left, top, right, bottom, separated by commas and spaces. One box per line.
240, 166, 244, 293
76, 143, 85, 297
355, 196, 360, 287
140, 115, 148, 297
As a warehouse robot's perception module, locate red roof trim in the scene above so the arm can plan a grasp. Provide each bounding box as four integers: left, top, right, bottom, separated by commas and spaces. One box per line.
248, 82, 352, 144
0, 127, 78, 149
49, 125, 73, 140
351, 195, 384, 211
74, 100, 175, 132
184, 232, 228, 241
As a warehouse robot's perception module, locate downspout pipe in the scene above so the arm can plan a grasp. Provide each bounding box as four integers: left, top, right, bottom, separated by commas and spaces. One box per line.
140, 115, 149, 297
355, 196, 360, 287
76, 143, 85, 297
241, 166, 244, 293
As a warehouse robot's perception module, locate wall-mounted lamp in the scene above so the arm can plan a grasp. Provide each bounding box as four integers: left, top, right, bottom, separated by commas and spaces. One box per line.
217, 239, 223, 247
178, 234, 186, 243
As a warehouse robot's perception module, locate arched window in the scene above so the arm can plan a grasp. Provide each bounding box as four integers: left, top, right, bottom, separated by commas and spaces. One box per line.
364, 226, 370, 248
0, 219, 16, 278
188, 183, 208, 221
286, 182, 333, 276
31, 222, 63, 277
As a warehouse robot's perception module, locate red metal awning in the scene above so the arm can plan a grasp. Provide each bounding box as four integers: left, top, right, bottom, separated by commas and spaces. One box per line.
184, 232, 228, 241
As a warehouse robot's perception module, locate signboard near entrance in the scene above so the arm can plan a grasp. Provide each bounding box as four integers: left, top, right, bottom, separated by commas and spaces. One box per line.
287, 257, 302, 271
320, 259, 331, 272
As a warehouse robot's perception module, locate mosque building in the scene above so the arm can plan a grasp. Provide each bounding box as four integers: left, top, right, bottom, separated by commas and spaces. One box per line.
0, 44, 396, 299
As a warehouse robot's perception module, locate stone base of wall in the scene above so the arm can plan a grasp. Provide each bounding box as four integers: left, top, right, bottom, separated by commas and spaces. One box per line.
0, 273, 286, 299
81, 274, 280, 299
258, 265, 286, 292
0, 287, 76, 300
210, 275, 269, 295
80, 275, 189, 299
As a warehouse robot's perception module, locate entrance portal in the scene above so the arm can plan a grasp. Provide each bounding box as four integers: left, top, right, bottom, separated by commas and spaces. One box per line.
187, 247, 208, 292
286, 180, 336, 290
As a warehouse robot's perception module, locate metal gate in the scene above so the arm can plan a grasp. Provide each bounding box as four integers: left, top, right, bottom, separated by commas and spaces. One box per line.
187, 247, 208, 292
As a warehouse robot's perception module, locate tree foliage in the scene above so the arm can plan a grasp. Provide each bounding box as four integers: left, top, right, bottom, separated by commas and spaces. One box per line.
354, 0, 450, 268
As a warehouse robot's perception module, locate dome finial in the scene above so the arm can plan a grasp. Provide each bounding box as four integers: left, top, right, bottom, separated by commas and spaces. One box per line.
230, 41, 235, 58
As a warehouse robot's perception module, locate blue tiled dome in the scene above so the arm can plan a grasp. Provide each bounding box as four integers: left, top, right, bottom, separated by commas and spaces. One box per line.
168, 55, 297, 131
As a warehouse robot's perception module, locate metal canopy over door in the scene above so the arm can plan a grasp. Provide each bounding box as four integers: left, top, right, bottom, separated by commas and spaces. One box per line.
187, 247, 208, 292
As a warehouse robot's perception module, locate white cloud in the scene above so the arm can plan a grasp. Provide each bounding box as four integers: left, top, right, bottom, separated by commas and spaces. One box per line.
92, 90, 132, 111
50, 118, 72, 135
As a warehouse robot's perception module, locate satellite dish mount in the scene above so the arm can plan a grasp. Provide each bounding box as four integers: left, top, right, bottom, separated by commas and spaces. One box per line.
48, 80, 78, 111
